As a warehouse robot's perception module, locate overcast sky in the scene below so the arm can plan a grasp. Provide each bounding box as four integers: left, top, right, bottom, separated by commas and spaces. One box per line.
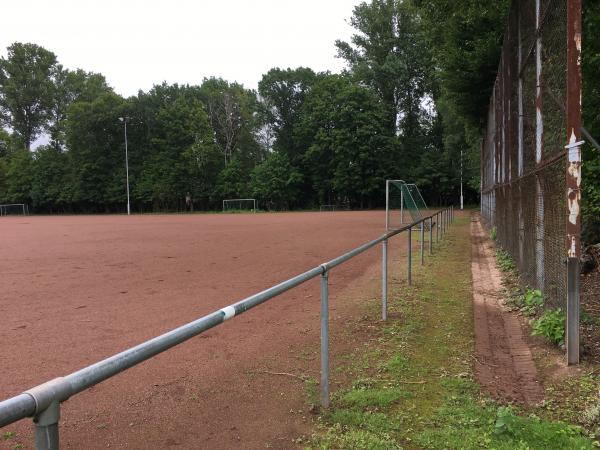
1, 0, 360, 97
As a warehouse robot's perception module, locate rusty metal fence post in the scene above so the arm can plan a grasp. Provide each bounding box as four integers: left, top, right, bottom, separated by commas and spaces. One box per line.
565, 0, 583, 365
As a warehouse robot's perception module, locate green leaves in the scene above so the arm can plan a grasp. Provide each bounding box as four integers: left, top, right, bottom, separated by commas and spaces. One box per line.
336, 0, 429, 136
531, 309, 566, 346
250, 152, 301, 210
582, 1, 600, 243
295, 74, 390, 208
494, 406, 518, 436
0, 43, 58, 150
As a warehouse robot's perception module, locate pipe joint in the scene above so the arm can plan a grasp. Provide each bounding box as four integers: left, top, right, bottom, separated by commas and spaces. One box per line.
24, 377, 72, 417
319, 264, 329, 276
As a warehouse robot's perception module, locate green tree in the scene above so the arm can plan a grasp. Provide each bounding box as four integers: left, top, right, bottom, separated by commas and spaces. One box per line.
49, 67, 112, 150
582, 0, 600, 243
30, 145, 72, 211
0, 128, 15, 158
336, 0, 429, 136
0, 43, 58, 151
296, 75, 390, 208
250, 152, 302, 210
414, 0, 509, 199
199, 77, 262, 166
4, 149, 34, 203
66, 92, 126, 210
134, 83, 218, 211
213, 156, 250, 201
258, 67, 318, 160
182, 138, 223, 210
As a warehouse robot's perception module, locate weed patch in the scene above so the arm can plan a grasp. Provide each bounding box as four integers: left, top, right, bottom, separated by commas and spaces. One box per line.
531, 308, 566, 345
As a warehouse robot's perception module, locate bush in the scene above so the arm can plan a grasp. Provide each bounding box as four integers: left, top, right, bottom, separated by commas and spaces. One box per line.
490, 226, 497, 241
531, 308, 565, 345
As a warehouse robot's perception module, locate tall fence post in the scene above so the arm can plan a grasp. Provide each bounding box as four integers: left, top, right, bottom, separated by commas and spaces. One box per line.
436, 213, 439, 243
429, 217, 433, 255
407, 227, 412, 285
382, 239, 388, 321
320, 269, 330, 408
33, 402, 60, 450
566, 0, 583, 365
420, 221, 425, 266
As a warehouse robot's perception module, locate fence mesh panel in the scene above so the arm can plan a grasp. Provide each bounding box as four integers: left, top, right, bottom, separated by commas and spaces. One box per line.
481, 0, 578, 310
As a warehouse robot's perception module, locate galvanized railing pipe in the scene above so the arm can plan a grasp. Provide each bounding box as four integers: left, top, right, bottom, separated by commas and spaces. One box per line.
382, 239, 388, 321
407, 227, 412, 285
420, 221, 425, 266
320, 269, 330, 408
0, 207, 453, 448
429, 217, 433, 256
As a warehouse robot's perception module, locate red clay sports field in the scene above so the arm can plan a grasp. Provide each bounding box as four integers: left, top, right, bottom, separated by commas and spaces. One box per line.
1, 211, 404, 449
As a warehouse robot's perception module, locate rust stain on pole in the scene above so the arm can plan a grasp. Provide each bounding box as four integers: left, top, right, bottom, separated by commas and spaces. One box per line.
566, 0, 583, 259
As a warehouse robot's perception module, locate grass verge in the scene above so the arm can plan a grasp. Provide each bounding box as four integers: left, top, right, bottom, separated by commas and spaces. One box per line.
305, 216, 596, 449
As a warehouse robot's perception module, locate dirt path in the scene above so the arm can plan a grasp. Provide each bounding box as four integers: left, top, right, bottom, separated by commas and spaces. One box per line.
471, 215, 544, 405
0, 211, 402, 449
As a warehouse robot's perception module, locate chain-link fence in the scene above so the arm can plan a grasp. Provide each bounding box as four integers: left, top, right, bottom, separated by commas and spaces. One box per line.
480, 0, 583, 362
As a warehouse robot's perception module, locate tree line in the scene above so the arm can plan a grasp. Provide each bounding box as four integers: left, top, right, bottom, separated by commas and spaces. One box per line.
0, 1, 513, 213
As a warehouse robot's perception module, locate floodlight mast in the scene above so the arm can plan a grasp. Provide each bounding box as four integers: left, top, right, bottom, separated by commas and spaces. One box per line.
119, 117, 131, 215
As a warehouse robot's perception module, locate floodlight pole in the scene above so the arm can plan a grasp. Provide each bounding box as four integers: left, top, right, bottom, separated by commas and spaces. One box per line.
119, 117, 131, 215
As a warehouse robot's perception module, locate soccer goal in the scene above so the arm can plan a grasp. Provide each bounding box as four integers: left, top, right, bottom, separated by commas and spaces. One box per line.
319, 204, 337, 212
0, 203, 28, 216
385, 180, 428, 230
222, 198, 256, 213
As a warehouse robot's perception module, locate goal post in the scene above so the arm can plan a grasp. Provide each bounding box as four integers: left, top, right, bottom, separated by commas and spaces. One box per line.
0, 204, 28, 216
385, 180, 428, 230
406, 183, 428, 214
222, 198, 256, 213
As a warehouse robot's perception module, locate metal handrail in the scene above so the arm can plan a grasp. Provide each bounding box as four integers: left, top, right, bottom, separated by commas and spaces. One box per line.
0, 206, 454, 449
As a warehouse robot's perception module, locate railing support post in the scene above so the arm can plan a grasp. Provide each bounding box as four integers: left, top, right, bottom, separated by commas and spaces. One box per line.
420, 221, 424, 266
567, 259, 580, 364
320, 270, 330, 409
407, 227, 412, 285
400, 189, 404, 224
429, 217, 433, 256
33, 401, 60, 450
442, 209, 448, 237
382, 239, 388, 321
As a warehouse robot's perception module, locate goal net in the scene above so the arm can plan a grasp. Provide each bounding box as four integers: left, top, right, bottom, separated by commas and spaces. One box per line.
386, 181, 428, 230
222, 198, 256, 213
0, 204, 28, 216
